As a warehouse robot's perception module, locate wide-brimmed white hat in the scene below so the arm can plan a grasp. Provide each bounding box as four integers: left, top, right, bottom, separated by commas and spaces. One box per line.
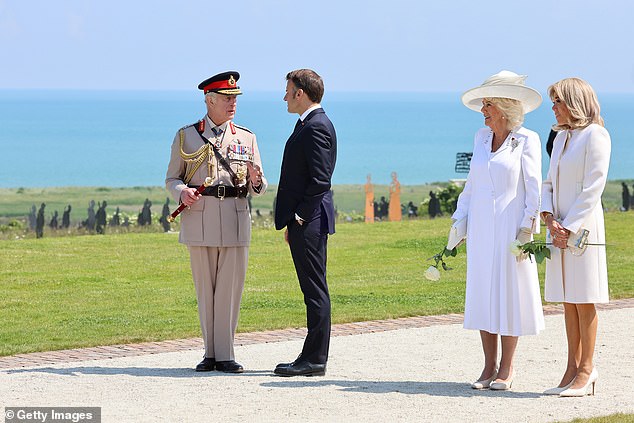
461, 70, 542, 114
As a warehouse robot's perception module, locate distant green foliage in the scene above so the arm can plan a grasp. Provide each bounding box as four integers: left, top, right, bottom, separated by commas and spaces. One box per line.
436, 182, 464, 214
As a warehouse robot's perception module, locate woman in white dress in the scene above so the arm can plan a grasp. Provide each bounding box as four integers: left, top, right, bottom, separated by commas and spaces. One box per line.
451, 71, 544, 390
541, 78, 610, 397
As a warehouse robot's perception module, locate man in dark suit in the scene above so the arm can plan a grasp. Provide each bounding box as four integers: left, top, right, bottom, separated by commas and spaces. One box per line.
274, 69, 337, 377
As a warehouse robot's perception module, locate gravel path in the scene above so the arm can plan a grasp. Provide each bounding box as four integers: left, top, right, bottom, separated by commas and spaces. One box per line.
1, 307, 633, 423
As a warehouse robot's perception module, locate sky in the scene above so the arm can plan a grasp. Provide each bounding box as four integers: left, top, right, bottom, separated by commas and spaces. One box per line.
1, 0, 634, 93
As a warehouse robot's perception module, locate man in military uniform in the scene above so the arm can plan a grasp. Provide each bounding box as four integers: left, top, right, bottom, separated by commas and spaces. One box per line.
165, 71, 266, 373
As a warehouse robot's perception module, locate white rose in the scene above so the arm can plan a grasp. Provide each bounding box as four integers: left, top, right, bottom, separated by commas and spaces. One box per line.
424, 266, 441, 281
509, 239, 523, 257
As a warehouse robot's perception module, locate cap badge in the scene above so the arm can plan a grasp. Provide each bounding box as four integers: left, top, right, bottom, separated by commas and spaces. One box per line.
228, 75, 236, 87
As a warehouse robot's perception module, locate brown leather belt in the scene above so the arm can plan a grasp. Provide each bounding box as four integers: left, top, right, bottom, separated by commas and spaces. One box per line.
188, 184, 248, 199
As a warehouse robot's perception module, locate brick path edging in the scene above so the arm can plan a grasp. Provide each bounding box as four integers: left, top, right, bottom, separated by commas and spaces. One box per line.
1, 298, 633, 370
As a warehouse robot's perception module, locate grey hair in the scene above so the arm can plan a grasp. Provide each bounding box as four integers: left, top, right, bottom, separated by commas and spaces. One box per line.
485, 97, 524, 130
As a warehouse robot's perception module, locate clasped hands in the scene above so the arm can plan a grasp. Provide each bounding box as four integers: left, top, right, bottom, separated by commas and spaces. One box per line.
543, 213, 570, 249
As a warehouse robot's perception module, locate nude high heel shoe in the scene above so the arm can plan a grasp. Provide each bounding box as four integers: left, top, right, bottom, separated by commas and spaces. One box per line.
543, 380, 574, 395
471, 369, 498, 389
560, 368, 598, 397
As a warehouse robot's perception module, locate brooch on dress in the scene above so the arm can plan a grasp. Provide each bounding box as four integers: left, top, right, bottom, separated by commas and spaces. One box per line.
510, 137, 519, 152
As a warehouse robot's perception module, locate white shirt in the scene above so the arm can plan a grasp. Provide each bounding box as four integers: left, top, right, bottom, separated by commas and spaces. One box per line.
299, 104, 322, 122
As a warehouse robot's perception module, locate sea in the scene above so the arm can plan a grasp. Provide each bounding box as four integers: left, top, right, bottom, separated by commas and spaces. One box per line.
1, 90, 632, 188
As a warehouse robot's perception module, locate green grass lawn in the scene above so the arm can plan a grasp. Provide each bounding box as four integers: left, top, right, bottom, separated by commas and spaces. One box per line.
558, 414, 634, 423
1, 212, 632, 357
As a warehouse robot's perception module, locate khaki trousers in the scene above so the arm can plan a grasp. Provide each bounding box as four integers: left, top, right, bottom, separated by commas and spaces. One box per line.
188, 246, 248, 361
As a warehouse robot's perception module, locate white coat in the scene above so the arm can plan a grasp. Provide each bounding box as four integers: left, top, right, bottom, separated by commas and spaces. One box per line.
541, 124, 611, 303
453, 127, 544, 336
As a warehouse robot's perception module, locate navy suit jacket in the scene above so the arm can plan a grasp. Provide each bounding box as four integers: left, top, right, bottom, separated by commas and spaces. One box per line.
275, 108, 337, 234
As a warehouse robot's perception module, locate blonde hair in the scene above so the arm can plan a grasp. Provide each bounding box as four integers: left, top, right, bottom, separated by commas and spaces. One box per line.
484, 97, 524, 130
548, 78, 604, 130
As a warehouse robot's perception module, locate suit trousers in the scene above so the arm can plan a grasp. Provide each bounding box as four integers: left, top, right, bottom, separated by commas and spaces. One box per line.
188, 245, 248, 361
288, 218, 331, 364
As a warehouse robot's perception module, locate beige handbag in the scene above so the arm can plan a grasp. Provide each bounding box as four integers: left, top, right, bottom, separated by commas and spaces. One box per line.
567, 228, 590, 256
447, 217, 467, 250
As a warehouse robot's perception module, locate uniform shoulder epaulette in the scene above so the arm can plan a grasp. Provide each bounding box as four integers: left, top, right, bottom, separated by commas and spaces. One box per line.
178, 122, 197, 131
233, 123, 253, 134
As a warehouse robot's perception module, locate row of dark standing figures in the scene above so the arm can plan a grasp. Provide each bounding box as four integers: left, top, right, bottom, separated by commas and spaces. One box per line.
372, 193, 443, 220
28, 198, 169, 238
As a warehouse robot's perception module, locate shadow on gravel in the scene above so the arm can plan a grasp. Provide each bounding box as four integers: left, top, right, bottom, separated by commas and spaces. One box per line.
260, 379, 543, 398
4, 367, 273, 378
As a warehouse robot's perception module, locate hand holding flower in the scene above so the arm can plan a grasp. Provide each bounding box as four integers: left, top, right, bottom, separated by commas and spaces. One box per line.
509, 239, 551, 264
514, 227, 532, 262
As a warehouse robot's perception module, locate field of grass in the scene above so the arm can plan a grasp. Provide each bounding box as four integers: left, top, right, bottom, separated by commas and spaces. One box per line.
559, 414, 634, 423
1, 212, 632, 357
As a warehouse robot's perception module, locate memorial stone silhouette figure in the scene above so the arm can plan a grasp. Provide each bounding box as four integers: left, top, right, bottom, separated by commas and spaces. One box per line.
138, 198, 152, 226
110, 207, 121, 226
86, 200, 96, 231
622, 182, 631, 211
49, 210, 59, 229
61, 205, 72, 229
407, 201, 418, 218
159, 197, 171, 232
28, 205, 37, 230
378, 196, 389, 220
36, 203, 45, 239
95, 201, 107, 234
428, 191, 442, 219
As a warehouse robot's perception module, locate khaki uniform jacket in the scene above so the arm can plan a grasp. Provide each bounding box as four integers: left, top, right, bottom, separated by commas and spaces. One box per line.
165, 116, 267, 247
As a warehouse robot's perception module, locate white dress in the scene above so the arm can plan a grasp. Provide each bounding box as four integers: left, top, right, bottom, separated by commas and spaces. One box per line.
452, 127, 545, 336
541, 124, 610, 303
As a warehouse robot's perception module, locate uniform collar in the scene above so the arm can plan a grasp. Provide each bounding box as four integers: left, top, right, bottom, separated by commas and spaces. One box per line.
206, 115, 229, 133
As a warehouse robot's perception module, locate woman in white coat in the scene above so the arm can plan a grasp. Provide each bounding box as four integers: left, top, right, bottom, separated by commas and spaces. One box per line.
541, 78, 610, 397
452, 71, 544, 390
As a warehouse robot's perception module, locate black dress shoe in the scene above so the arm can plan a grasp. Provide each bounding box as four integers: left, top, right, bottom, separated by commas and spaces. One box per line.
215, 360, 244, 373
274, 360, 326, 377
195, 357, 215, 372
275, 354, 303, 370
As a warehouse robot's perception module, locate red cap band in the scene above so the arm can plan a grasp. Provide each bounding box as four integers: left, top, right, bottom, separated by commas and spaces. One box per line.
203, 79, 236, 93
